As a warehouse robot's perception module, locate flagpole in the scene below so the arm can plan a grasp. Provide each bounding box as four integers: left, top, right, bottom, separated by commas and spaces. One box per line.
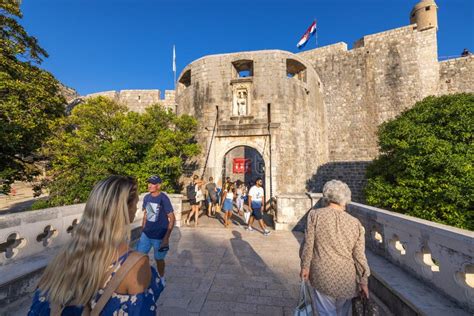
173, 45, 176, 91
315, 19, 318, 48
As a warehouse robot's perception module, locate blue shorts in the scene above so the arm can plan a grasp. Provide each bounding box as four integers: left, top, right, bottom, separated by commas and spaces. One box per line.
251, 201, 263, 220
136, 232, 168, 260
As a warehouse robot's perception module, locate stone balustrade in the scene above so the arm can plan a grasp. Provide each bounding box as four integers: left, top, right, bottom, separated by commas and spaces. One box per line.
0, 194, 183, 267
0, 193, 183, 306
348, 202, 474, 312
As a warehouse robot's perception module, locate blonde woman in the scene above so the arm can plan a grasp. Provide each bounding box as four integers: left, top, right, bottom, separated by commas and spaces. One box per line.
28, 175, 164, 315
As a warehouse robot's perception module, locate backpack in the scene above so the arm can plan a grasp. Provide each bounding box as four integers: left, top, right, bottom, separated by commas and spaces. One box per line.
186, 183, 196, 200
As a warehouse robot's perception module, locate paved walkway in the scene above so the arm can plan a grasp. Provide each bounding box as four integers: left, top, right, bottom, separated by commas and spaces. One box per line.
156, 217, 303, 316
2, 214, 303, 316
0, 181, 47, 214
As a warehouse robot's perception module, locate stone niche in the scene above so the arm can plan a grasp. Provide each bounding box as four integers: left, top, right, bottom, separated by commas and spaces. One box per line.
231, 79, 252, 117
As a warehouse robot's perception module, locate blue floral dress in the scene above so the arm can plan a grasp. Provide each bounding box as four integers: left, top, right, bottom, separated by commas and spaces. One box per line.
28, 251, 164, 315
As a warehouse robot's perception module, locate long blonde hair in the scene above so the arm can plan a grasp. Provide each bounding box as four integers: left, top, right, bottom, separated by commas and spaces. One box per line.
38, 175, 138, 306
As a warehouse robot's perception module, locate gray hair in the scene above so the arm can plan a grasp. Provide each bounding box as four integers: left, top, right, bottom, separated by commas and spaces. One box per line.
322, 180, 352, 206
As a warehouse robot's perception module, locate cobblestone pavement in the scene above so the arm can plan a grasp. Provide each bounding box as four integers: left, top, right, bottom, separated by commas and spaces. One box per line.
155, 216, 303, 316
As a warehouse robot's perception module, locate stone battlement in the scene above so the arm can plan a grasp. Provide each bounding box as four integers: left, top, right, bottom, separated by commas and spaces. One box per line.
84, 89, 176, 113
298, 25, 419, 59
439, 55, 474, 95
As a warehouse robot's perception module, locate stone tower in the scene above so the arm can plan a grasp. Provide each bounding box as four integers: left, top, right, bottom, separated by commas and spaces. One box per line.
410, 0, 438, 31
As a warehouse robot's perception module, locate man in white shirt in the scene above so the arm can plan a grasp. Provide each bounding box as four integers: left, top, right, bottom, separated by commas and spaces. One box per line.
246, 177, 270, 236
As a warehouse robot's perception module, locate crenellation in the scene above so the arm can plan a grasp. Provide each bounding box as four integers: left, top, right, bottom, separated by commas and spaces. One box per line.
82, 88, 176, 113
439, 55, 474, 95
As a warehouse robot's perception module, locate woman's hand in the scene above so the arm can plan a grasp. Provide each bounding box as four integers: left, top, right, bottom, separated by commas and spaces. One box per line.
360, 283, 369, 299
300, 268, 309, 281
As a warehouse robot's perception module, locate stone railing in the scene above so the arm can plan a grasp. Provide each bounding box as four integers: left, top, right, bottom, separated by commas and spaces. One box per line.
0, 193, 183, 306
348, 202, 474, 312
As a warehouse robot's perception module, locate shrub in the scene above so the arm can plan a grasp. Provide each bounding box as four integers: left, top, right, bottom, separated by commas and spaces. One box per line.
365, 93, 474, 230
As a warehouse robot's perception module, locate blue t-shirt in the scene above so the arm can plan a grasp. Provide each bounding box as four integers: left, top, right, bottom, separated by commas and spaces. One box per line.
142, 193, 174, 240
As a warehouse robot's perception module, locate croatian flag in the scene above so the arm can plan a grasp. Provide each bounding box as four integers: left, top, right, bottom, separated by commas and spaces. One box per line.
297, 20, 317, 49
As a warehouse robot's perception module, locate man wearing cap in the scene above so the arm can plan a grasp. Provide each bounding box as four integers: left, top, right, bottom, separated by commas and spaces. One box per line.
136, 175, 175, 282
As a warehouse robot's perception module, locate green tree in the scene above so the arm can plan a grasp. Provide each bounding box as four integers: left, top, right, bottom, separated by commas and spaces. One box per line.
41, 97, 200, 206
0, 0, 65, 193
365, 93, 474, 230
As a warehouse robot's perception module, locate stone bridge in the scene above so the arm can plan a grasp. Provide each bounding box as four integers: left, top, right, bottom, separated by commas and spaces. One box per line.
0, 195, 472, 315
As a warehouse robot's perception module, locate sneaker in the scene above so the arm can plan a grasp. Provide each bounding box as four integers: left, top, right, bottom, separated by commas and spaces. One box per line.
263, 230, 271, 236
158, 275, 166, 287
246, 226, 254, 231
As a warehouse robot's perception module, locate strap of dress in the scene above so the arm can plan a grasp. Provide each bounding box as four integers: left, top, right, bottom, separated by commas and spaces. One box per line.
49, 252, 147, 316
90, 252, 147, 316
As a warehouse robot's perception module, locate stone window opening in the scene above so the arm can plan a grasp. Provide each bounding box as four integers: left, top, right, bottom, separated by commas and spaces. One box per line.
179, 69, 191, 88
286, 59, 307, 83
36, 225, 58, 247
455, 264, 474, 289
0, 233, 26, 259
425, 6, 430, 11
232, 60, 253, 78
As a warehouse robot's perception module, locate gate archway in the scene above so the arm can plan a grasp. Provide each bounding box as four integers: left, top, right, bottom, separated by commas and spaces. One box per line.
221, 145, 265, 189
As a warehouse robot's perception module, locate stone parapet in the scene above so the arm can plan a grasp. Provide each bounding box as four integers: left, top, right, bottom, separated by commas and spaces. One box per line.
0, 193, 183, 268
83, 89, 176, 113
439, 55, 474, 95
274, 193, 322, 231
0, 193, 184, 306
348, 202, 474, 312
168, 194, 184, 227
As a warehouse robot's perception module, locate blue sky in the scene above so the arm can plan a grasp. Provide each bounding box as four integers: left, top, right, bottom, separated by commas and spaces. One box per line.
21, 0, 474, 96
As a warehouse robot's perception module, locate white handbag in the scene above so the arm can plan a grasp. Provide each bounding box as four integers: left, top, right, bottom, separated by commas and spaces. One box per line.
294, 280, 313, 316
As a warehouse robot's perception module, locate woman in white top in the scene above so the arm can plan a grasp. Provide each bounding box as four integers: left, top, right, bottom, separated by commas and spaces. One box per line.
221, 182, 236, 227
196, 182, 205, 206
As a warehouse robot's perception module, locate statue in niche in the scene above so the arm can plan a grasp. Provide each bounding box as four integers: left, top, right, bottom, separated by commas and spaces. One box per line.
234, 88, 248, 116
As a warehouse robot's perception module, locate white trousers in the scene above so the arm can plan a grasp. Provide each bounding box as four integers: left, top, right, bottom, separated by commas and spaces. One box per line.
310, 287, 352, 316
236, 196, 244, 211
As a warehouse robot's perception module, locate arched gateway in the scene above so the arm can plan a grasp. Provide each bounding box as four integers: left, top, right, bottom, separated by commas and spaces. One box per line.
215, 139, 271, 200
222, 146, 265, 189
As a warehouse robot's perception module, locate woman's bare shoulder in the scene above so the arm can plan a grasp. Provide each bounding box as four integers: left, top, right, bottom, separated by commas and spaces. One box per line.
118, 253, 151, 294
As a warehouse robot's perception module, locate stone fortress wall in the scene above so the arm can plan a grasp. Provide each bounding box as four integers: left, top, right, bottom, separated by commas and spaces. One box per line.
298, 23, 473, 200
298, 25, 442, 200
84, 89, 176, 113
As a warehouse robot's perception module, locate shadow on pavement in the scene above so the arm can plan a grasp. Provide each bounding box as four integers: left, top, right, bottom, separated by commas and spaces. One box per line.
156, 226, 301, 315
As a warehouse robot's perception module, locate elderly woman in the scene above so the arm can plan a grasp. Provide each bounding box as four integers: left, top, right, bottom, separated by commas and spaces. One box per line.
300, 180, 370, 316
